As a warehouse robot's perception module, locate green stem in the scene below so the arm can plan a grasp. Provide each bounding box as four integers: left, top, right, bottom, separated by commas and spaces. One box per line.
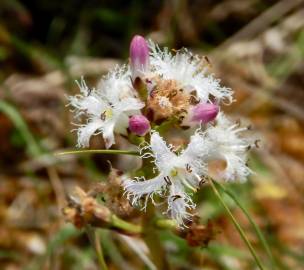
214, 181, 275, 268
207, 178, 266, 270
155, 219, 177, 230
86, 226, 108, 270
110, 215, 142, 234
142, 204, 169, 270
55, 149, 140, 156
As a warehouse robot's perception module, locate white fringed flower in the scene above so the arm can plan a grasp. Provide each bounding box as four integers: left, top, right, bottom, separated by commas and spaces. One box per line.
68, 66, 144, 148
148, 41, 233, 104
123, 131, 210, 226
205, 112, 253, 182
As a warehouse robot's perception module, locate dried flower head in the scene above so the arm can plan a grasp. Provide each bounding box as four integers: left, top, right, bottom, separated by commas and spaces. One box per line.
146, 78, 191, 121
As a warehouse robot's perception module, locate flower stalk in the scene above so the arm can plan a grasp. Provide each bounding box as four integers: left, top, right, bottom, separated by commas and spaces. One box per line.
55, 149, 140, 156
142, 203, 169, 270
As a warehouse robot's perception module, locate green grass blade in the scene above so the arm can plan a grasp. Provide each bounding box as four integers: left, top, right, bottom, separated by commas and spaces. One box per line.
214, 180, 275, 268
208, 178, 266, 270
85, 226, 108, 270
0, 100, 41, 157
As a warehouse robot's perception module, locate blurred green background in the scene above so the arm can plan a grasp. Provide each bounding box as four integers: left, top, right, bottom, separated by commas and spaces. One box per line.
1, 0, 304, 269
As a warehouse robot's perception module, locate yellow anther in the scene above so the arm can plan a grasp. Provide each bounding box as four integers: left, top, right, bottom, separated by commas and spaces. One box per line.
105, 109, 113, 119
170, 168, 178, 177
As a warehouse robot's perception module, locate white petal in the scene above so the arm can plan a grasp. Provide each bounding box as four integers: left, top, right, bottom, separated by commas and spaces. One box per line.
123, 175, 166, 210
102, 120, 116, 149
80, 95, 107, 116
70, 78, 109, 116
222, 154, 252, 182
181, 132, 210, 162
149, 132, 177, 172
196, 75, 233, 104
77, 119, 104, 147
115, 97, 144, 113
114, 113, 129, 135
167, 183, 195, 227
148, 40, 233, 103
205, 112, 253, 182
97, 65, 133, 103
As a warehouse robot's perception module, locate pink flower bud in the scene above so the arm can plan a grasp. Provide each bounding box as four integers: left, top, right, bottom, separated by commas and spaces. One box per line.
191, 103, 219, 123
129, 115, 150, 136
130, 35, 149, 79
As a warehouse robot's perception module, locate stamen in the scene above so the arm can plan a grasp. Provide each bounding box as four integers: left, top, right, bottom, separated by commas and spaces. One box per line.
186, 164, 192, 173
100, 111, 106, 121
235, 119, 241, 127
189, 95, 200, 105
172, 194, 182, 201
87, 88, 92, 96
204, 55, 212, 66
167, 89, 178, 99
164, 176, 172, 185
254, 139, 261, 148
199, 176, 207, 187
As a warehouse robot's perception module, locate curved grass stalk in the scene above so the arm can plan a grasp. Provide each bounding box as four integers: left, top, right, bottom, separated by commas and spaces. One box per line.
55, 149, 140, 156
214, 180, 275, 268
207, 178, 266, 270
85, 226, 108, 270
0, 100, 41, 157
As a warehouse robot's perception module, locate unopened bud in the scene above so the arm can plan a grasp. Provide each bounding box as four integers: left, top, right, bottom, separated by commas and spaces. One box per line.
130, 35, 149, 79
191, 103, 219, 123
129, 115, 150, 136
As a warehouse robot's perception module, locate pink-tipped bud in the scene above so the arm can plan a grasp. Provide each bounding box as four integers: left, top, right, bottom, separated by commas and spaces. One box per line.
191, 103, 219, 123
130, 35, 149, 79
129, 115, 150, 136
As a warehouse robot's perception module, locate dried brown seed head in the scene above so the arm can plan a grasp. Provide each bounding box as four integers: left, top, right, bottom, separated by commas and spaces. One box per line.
146, 77, 191, 121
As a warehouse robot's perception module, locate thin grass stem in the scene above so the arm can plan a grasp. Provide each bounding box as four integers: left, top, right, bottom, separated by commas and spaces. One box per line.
207, 178, 266, 270
214, 180, 275, 268
86, 226, 108, 270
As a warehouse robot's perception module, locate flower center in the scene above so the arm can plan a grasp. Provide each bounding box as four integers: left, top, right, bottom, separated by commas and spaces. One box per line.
170, 168, 178, 177
170, 166, 198, 193
105, 108, 113, 119
101, 108, 113, 121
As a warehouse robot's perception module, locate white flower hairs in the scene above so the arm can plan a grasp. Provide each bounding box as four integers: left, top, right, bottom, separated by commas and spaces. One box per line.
68, 35, 256, 227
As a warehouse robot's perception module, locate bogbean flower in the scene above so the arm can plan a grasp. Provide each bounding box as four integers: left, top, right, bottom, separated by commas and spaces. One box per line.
204, 113, 253, 182
68, 66, 144, 148
123, 113, 254, 225
123, 131, 211, 226
147, 41, 233, 104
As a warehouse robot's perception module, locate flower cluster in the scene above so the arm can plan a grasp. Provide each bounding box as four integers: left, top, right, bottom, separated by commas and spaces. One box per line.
68, 35, 255, 226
